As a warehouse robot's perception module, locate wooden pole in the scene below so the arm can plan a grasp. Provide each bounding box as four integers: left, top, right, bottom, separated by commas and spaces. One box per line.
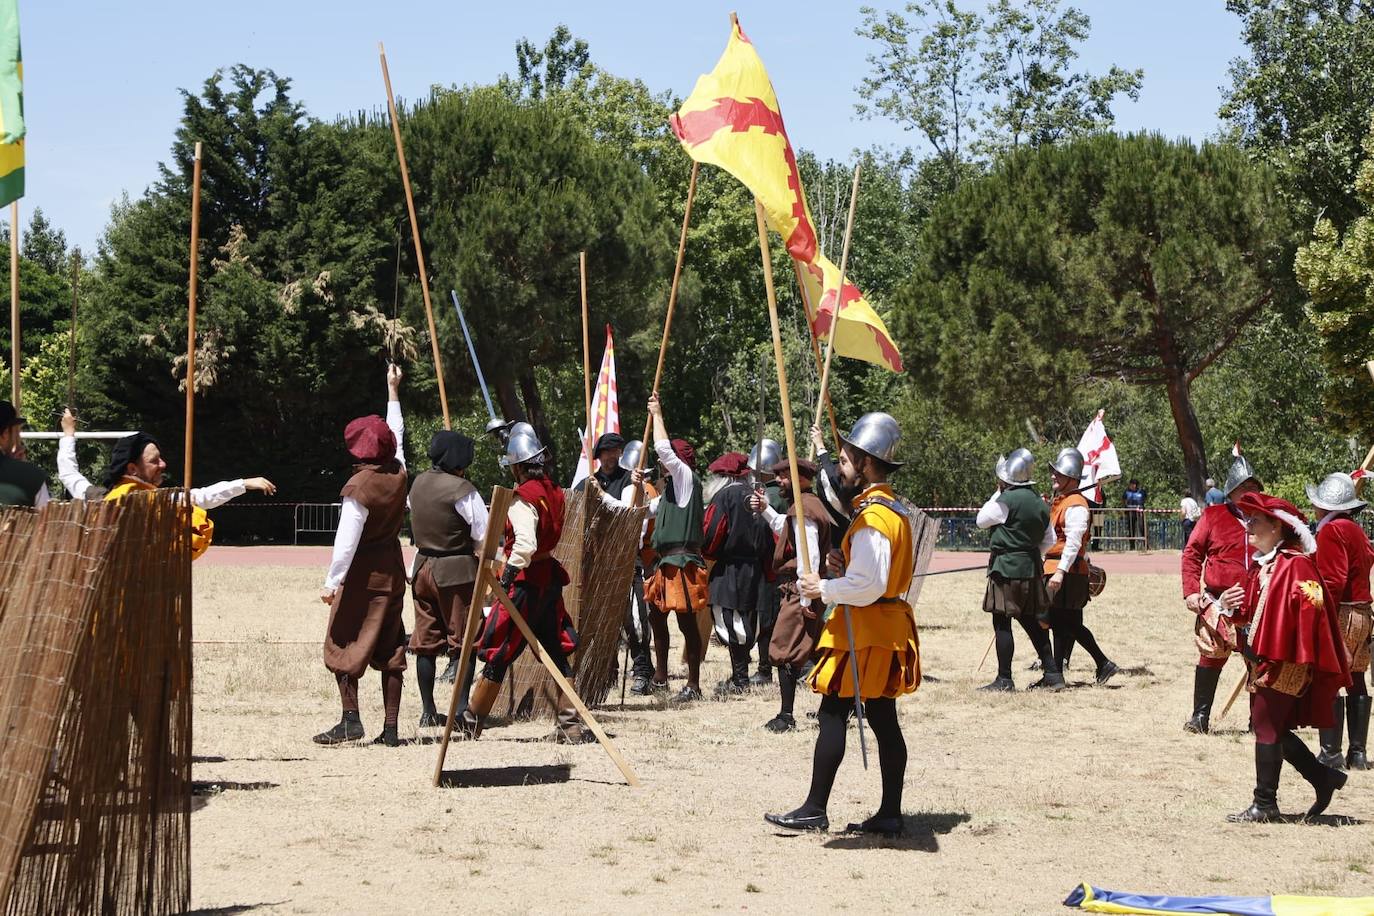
580, 251, 593, 463
792, 260, 840, 454
810, 163, 862, 459
67, 249, 79, 410
379, 42, 451, 429
9, 200, 16, 408
1215, 667, 1249, 725
754, 199, 811, 581
184, 143, 203, 489
973, 632, 995, 676
632, 160, 699, 505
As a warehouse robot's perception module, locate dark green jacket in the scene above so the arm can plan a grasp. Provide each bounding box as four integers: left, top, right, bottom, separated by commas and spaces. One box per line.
988, 486, 1047, 580
652, 471, 704, 569
0, 455, 47, 507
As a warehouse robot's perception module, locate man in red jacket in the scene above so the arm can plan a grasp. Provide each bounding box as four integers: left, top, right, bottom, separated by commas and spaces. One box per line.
1179, 455, 1262, 733
1309, 472, 1373, 771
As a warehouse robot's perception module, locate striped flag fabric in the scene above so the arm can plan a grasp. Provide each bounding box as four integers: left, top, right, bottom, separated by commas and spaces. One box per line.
670, 16, 903, 373
1064, 882, 1374, 914
570, 324, 620, 488
0, 0, 23, 207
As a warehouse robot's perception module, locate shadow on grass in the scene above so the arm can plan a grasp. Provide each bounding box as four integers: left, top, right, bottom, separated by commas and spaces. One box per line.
193, 755, 309, 764
438, 763, 572, 788
191, 780, 279, 813
820, 811, 973, 852
185, 904, 287, 915
1290, 812, 1365, 827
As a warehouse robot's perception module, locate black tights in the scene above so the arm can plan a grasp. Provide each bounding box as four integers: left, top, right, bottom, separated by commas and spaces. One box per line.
798, 694, 906, 818
778, 665, 799, 716
993, 614, 1056, 680
1350, 670, 1369, 697
1050, 606, 1108, 671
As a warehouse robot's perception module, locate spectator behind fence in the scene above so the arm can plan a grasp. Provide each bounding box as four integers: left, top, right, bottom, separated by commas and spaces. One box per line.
1123, 479, 1147, 547
1180, 490, 1201, 544
1204, 477, 1225, 506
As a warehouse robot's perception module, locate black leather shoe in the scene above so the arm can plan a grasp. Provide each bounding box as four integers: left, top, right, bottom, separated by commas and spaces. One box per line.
750, 669, 774, 686
371, 725, 400, 747
312, 718, 364, 745
1095, 660, 1120, 686
629, 676, 654, 696
417, 712, 447, 728
764, 809, 829, 832
714, 678, 749, 697
1307, 766, 1347, 818
1027, 672, 1066, 691
1227, 802, 1280, 823
844, 814, 903, 836
1184, 711, 1210, 734
436, 657, 459, 684
674, 685, 704, 704
763, 713, 796, 733
978, 677, 1015, 692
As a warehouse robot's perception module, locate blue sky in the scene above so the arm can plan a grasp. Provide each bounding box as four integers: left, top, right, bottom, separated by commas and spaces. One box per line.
22, 1, 1246, 250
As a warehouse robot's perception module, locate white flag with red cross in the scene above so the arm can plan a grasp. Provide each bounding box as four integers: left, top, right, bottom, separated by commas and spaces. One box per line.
1076, 409, 1120, 503
571, 325, 621, 488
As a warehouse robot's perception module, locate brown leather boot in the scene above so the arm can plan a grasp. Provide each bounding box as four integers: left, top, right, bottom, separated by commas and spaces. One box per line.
550, 691, 595, 744
459, 675, 500, 740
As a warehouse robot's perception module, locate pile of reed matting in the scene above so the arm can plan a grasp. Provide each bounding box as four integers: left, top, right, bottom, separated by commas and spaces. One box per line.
0, 492, 191, 916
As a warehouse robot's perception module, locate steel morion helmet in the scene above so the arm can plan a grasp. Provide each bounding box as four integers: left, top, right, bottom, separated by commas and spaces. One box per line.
1306, 472, 1366, 514
501, 422, 546, 468
840, 412, 902, 467
996, 448, 1035, 487
619, 440, 645, 474
1223, 455, 1260, 497
1051, 447, 1085, 481
748, 438, 783, 474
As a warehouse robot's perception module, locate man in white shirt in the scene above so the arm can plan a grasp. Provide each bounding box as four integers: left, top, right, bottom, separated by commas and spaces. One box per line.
1180, 491, 1201, 544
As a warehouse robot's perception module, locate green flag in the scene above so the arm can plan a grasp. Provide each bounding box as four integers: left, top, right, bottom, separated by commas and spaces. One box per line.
0, 0, 24, 207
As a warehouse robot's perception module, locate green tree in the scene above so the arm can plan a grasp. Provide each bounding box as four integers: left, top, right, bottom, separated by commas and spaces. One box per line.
892, 132, 1294, 496
1294, 114, 1374, 434
1221, 0, 1374, 228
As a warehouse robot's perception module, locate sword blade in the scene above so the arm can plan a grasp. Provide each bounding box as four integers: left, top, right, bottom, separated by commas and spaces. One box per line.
841, 605, 869, 770
450, 289, 497, 422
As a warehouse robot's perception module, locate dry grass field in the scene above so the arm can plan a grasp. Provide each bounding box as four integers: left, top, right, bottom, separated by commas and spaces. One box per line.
188, 562, 1374, 915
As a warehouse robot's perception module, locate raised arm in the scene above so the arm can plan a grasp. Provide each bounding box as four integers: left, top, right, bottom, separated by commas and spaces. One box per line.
57, 409, 92, 499
386, 363, 405, 471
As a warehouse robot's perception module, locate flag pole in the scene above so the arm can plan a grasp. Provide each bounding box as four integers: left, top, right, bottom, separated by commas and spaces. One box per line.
580, 251, 593, 462
632, 160, 699, 505
184, 142, 203, 491
757, 197, 866, 768
8, 200, 16, 407
810, 163, 861, 459
379, 41, 450, 429
793, 260, 840, 453
67, 248, 79, 410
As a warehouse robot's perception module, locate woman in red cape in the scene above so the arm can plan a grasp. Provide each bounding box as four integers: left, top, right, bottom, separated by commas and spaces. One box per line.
1224, 492, 1351, 822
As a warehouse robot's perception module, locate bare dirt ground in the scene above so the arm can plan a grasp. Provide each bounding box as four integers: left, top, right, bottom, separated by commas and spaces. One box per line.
189, 556, 1374, 915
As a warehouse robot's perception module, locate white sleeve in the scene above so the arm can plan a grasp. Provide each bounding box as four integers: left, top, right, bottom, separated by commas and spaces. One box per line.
57, 435, 91, 500
975, 493, 1009, 529
34, 483, 50, 509
647, 494, 662, 514
762, 504, 787, 534
456, 488, 488, 544
387, 400, 405, 471
504, 498, 538, 570
819, 527, 890, 607
654, 438, 693, 508
1039, 518, 1057, 554
817, 462, 845, 516
1059, 505, 1090, 570
796, 516, 820, 576
324, 498, 369, 590
190, 479, 246, 509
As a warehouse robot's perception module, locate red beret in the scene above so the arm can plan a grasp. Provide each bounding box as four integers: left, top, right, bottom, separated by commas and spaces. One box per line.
345, 415, 397, 463
1234, 492, 1316, 553
708, 451, 749, 476
670, 438, 696, 471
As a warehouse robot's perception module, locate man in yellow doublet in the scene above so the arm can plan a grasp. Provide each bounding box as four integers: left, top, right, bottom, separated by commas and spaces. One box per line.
765, 412, 917, 837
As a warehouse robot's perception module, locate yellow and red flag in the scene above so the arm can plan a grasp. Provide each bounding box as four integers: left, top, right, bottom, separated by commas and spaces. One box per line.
670, 17, 902, 373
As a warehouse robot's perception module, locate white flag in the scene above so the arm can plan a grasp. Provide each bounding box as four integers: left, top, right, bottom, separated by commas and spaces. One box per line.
1076, 410, 1120, 503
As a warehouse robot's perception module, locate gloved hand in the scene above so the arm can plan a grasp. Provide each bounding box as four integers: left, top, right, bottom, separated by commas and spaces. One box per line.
500, 564, 518, 591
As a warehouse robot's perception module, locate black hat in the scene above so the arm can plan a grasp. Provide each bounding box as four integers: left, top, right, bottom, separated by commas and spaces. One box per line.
103, 432, 159, 488
593, 432, 626, 458
428, 430, 475, 473
0, 401, 26, 429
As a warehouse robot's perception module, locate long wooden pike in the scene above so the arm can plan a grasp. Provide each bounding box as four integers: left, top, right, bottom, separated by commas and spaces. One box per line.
810, 163, 861, 460
632, 161, 699, 506
793, 261, 840, 454
379, 41, 451, 428
67, 248, 79, 411
184, 143, 203, 492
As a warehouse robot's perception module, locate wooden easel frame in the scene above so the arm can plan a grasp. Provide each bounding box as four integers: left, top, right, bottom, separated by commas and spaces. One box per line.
431, 486, 640, 787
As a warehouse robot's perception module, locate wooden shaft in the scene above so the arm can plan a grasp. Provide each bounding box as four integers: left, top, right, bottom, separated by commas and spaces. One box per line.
1215, 667, 1249, 724
973, 632, 995, 676
812, 163, 862, 457
632, 160, 699, 506
793, 260, 840, 454
184, 143, 203, 490
379, 42, 450, 429
580, 251, 593, 462
67, 249, 79, 410
9, 200, 16, 408
754, 199, 811, 579
433, 486, 513, 785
